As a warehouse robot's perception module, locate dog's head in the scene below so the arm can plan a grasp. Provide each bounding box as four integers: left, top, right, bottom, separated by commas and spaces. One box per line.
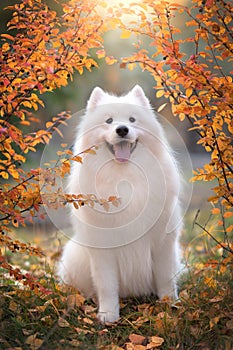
83, 85, 160, 163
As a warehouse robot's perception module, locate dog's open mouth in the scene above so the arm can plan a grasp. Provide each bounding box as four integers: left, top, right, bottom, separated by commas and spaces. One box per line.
106, 140, 137, 163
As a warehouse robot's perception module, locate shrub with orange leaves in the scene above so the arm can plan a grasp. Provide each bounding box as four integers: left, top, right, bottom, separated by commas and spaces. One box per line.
0, 0, 111, 290
119, 0, 233, 258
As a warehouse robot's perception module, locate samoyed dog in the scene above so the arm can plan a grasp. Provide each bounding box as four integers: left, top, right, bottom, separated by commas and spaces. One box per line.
58, 85, 182, 323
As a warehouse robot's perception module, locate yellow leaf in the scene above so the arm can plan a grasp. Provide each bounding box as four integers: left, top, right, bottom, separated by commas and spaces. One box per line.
0, 171, 9, 179
120, 29, 131, 39
156, 90, 164, 98
204, 276, 217, 288
8, 167, 19, 179
179, 113, 186, 121
127, 63, 136, 71
186, 88, 193, 97
21, 101, 32, 108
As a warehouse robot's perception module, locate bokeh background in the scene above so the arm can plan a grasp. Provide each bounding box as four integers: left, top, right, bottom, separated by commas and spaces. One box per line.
0, 0, 222, 259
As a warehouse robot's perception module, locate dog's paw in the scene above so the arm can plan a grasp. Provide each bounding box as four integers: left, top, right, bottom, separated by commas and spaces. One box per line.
97, 310, 119, 323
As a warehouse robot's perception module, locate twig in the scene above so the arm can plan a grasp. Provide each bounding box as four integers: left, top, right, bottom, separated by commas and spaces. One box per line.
195, 221, 233, 255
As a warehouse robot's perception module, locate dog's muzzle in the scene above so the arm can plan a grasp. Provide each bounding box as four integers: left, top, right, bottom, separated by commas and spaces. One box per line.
106, 140, 137, 163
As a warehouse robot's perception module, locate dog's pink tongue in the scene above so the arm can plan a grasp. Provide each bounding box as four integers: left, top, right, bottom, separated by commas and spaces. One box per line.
113, 142, 131, 162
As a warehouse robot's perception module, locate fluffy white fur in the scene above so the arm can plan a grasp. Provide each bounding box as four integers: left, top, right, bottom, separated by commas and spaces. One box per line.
58, 85, 182, 323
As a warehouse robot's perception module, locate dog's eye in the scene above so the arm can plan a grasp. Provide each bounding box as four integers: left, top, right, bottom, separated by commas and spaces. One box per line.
129, 117, 136, 123
106, 117, 113, 124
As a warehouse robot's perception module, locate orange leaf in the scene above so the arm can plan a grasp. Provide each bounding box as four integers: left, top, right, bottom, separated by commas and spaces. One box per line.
53, 126, 63, 138
71, 155, 83, 163
1, 33, 14, 40
211, 208, 220, 214
12, 219, 19, 228
223, 211, 233, 218
226, 225, 233, 233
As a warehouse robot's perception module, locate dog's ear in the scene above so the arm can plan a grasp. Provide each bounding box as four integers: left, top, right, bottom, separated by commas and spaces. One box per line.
87, 87, 105, 109
129, 85, 151, 109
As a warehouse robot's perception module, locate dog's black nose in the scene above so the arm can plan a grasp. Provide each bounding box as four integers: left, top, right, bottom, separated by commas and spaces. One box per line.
116, 125, 129, 138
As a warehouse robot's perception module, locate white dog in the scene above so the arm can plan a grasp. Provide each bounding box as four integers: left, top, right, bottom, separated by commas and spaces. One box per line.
58, 85, 182, 322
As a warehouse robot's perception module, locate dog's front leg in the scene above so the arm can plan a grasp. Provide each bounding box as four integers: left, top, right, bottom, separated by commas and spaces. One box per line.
90, 249, 119, 323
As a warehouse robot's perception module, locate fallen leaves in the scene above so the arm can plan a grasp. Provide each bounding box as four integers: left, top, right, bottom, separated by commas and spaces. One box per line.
148, 336, 164, 348
126, 334, 164, 349
67, 291, 86, 309
26, 333, 43, 350
128, 333, 146, 345
1, 267, 233, 349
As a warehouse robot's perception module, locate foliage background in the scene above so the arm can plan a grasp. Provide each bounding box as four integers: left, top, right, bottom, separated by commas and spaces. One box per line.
0, 0, 232, 349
